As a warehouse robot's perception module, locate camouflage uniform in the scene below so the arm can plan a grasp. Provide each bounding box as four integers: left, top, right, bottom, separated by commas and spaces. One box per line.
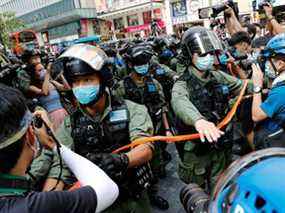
55, 93, 153, 213
171, 67, 245, 190
13, 68, 31, 93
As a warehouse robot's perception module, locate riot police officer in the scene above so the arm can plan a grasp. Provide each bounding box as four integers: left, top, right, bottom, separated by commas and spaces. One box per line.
113, 43, 171, 210
171, 26, 246, 192
56, 44, 155, 213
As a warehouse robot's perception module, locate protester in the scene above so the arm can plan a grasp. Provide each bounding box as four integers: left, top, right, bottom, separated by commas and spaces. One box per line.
251, 33, 285, 149
0, 83, 118, 213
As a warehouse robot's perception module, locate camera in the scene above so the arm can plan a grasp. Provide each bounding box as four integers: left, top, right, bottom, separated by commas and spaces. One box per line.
180, 183, 210, 213
254, 0, 285, 24
198, 0, 239, 20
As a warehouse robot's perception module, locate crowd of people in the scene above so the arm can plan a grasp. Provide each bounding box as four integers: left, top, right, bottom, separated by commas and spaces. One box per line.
1, 2, 285, 213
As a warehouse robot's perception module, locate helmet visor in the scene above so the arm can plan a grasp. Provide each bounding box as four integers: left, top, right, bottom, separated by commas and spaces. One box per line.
186, 31, 223, 56
131, 48, 153, 66
59, 44, 108, 71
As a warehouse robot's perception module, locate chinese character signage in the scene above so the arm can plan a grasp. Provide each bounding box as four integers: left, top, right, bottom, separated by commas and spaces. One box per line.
171, 0, 187, 17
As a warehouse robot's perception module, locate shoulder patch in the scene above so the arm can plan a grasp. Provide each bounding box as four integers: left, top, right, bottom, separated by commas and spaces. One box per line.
109, 109, 128, 123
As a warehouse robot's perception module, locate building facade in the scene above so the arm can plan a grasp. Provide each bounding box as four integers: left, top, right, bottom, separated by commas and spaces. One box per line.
95, 0, 166, 39
0, 0, 110, 45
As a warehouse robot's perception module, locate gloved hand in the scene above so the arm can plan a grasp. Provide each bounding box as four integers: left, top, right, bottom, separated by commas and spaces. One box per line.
87, 153, 129, 179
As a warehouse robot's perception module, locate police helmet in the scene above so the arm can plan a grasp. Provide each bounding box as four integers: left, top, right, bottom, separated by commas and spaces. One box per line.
59, 44, 112, 84
210, 148, 285, 213
125, 44, 154, 66
181, 26, 223, 58
262, 33, 285, 59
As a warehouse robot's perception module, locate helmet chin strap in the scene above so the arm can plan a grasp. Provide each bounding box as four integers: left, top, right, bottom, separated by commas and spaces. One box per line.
269, 58, 280, 76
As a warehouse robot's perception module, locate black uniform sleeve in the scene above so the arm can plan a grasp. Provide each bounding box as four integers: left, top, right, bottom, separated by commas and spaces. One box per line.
26, 186, 97, 213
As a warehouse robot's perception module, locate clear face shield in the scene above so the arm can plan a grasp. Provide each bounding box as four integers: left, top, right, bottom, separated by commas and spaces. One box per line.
186, 30, 224, 57
59, 44, 108, 71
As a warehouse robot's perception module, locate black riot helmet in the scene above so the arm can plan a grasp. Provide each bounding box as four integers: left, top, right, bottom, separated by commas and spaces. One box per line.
181, 26, 223, 58
59, 44, 114, 101
125, 43, 154, 66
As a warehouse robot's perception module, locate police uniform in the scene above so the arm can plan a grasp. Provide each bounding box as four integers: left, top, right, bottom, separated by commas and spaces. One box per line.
153, 63, 176, 103
172, 67, 244, 189
13, 68, 31, 93
55, 92, 153, 213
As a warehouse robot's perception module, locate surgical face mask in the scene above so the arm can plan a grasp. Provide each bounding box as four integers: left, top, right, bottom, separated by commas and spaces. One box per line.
195, 54, 215, 71
39, 69, 46, 81
134, 64, 149, 76
265, 61, 276, 79
72, 84, 100, 105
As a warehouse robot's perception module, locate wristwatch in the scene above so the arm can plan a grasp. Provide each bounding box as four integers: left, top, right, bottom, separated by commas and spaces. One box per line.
254, 86, 262, 94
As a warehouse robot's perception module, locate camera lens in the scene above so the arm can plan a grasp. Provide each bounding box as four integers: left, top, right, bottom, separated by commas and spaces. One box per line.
180, 183, 210, 213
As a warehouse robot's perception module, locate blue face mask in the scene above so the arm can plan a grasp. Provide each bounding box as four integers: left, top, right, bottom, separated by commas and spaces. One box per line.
134, 64, 149, 76
195, 54, 215, 71
265, 61, 276, 79
39, 69, 46, 81
72, 85, 100, 105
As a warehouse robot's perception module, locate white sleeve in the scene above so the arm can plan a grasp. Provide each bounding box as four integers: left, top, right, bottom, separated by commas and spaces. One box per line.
53, 145, 119, 213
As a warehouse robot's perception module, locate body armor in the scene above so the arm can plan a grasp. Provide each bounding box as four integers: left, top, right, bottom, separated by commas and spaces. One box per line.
123, 76, 164, 126
70, 97, 152, 198
182, 71, 230, 123
153, 67, 174, 103
177, 70, 233, 153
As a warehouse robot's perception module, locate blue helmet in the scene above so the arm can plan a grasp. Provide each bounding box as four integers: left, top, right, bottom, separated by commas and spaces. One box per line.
262, 33, 285, 58
210, 148, 285, 213
159, 49, 174, 60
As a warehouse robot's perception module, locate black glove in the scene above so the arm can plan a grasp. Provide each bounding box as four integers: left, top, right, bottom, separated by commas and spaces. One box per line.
87, 153, 129, 179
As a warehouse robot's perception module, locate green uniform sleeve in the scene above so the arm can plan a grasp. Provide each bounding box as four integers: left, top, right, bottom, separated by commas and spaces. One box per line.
176, 62, 187, 76
171, 80, 204, 126
213, 71, 254, 96
126, 100, 154, 141
47, 115, 75, 184
160, 64, 177, 79
213, 71, 244, 95
15, 69, 31, 92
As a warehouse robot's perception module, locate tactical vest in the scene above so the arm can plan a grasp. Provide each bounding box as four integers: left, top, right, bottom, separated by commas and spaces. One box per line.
153, 67, 174, 102
71, 98, 130, 156
0, 174, 30, 198
123, 76, 164, 125
70, 97, 152, 198
176, 70, 233, 154
181, 71, 230, 124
